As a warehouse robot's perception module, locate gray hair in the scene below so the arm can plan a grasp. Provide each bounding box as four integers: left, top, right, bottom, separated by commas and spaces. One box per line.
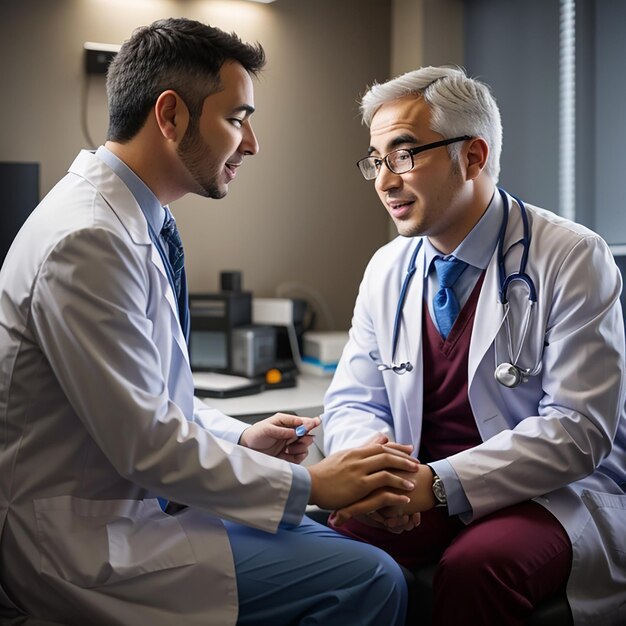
360, 66, 502, 183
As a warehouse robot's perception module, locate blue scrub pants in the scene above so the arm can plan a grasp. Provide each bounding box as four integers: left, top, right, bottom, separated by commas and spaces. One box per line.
224, 515, 407, 626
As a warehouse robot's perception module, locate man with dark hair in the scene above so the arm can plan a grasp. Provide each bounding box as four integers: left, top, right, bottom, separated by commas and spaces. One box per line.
106, 18, 266, 146
0, 18, 416, 625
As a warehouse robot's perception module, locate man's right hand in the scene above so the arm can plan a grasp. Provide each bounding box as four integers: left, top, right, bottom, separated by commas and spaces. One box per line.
307, 435, 420, 515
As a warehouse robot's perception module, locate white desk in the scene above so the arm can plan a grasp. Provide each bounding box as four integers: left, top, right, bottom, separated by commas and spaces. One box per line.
196, 374, 330, 421
197, 373, 330, 466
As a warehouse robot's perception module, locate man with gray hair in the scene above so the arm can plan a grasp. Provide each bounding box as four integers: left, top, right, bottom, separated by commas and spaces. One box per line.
322, 66, 626, 625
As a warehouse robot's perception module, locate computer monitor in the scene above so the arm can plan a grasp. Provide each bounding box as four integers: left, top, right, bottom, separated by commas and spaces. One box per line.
0, 162, 40, 267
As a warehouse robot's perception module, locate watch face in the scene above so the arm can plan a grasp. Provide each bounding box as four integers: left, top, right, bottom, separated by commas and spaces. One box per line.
433, 477, 447, 504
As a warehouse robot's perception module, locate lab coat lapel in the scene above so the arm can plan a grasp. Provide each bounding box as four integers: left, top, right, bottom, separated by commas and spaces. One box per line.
69, 151, 151, 246
148, 244, 191, 366
396, 240, 426, 445
70, 151, 190, 366
468, 192, 525, 385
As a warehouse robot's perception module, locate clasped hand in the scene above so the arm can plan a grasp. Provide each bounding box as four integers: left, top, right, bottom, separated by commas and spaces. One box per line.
307, 434, 421, 520
240, 421, 433, 532
328, 443, 438, 533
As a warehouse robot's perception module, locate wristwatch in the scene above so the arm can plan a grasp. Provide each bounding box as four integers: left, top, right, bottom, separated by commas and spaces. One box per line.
430, 468, 447, 508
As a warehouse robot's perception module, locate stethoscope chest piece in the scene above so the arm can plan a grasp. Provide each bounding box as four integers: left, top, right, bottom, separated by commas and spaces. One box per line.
494, 362, 528, 388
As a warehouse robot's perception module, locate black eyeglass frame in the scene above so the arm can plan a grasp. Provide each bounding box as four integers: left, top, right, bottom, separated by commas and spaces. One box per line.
356, 135, 473, 180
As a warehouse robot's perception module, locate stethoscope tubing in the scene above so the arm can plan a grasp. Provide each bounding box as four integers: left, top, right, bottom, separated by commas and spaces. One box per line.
498, 189, 537, 303
379, 188, 539, 379
389, 240, 422, 366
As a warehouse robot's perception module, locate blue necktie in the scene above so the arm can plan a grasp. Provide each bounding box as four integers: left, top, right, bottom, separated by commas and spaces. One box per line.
433, 256, 468, 339
160, 215, 189, 341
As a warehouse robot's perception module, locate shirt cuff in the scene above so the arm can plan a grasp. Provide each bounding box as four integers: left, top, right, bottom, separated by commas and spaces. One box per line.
279, 462, 311, 528
428, 459, 472, 516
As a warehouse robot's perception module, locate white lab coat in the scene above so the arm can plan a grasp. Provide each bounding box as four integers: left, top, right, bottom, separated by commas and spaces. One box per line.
0, 151, 302, 625
323, 192, 626, 626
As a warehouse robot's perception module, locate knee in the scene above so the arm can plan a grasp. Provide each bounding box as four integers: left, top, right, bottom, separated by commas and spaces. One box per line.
349, 544, 407, 597
435, 540, 500, 593
366, 554, 408, 625
347, 548, 408, 626
373, 551, 408, 598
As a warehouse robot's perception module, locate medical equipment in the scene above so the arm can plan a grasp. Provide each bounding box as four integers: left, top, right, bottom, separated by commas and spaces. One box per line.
0, 162, 39, 268
370, 189, 542, 387
369, 238, 421, 375
493, 189, 542, 387
188, 272, 279, 379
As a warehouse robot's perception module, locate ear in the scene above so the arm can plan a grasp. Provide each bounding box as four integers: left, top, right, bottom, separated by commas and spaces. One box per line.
464, 137, 489, 181
154, 90, 189, 142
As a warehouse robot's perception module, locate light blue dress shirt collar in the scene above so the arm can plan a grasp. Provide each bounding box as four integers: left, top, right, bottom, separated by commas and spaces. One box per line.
422, 188, 503, 276
95, 145, 168, 233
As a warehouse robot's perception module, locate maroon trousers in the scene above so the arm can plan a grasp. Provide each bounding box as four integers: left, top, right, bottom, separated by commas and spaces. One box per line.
332, 501, 572, 626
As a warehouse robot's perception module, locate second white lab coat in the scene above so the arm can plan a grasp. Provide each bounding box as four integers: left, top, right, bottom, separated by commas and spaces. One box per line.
323, 192, 626, 626
0, 151, 302, 625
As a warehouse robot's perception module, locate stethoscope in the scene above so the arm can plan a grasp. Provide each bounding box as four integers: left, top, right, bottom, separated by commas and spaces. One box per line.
371, 188, 542, 388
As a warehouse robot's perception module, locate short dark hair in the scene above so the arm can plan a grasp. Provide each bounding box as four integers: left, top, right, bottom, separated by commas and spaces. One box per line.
106, 17, 266, 142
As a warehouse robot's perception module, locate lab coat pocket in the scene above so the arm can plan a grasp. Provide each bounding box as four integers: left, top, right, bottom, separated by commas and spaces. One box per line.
581, 489, 626, 567
34, 495, 196, 588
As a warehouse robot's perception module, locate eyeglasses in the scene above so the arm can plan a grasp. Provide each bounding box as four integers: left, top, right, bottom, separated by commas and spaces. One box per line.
356, 135, 472, 181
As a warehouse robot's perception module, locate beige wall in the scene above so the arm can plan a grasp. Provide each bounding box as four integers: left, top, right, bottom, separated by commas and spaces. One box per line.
1, 0, 463, 330
0, 0, 392, 330
389, 0, 463, 238
392, 0, 463, 74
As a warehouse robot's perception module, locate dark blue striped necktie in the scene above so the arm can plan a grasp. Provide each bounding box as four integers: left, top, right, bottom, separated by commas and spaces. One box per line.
160, 215, 189, 340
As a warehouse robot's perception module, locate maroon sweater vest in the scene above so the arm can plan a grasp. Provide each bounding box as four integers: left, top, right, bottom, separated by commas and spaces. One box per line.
418, 274, 485, 463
